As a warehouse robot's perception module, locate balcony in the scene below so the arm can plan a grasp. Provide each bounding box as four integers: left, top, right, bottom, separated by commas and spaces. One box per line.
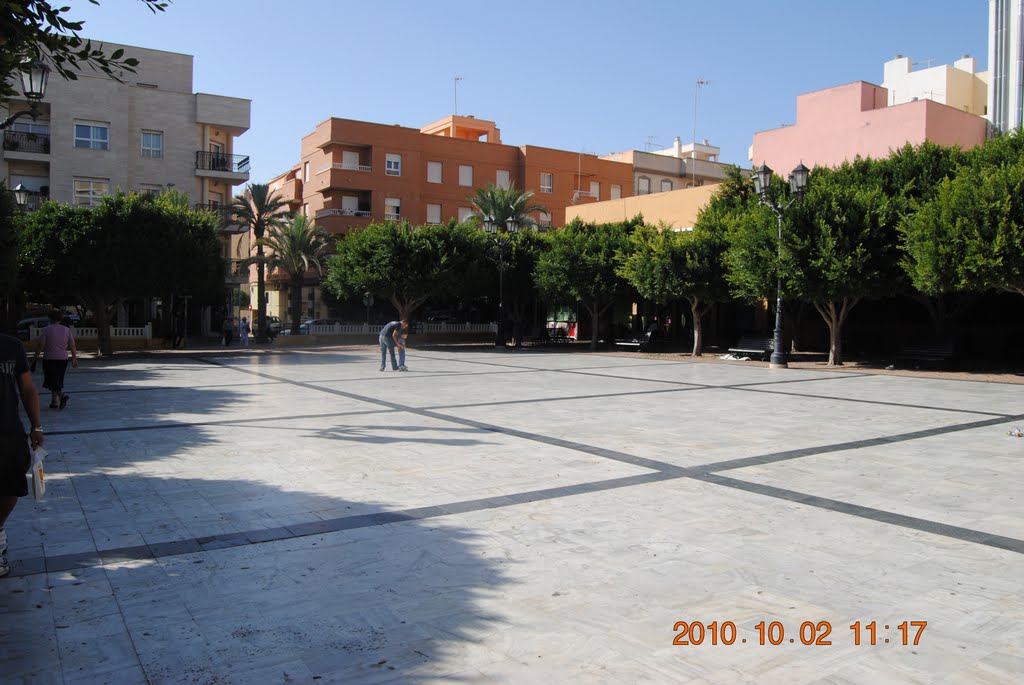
18, 190, 49, 212
194, 151, 251, 183
314, 208, 373, 234
195, 203, 247, 234
317, 162, 372, 174
3, 130, 50, 154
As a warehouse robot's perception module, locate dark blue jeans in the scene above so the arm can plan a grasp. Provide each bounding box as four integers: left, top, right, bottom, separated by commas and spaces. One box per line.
379, 337, 397, 369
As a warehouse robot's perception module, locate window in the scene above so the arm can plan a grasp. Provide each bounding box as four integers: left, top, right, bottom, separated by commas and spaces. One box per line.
540, 172, 553, 193
427, 161, 442, 184
141, 130, 163, 158
385, 197, 401, 220
11, 121, 48, 135
496, 170, 510, 189
303, 162, 310, 183
75, 121, 109, 150
538, 211, 552, 228
386, 153, 402, 177
661, 179, 673, 193
457, 207, 473, 223
426, 204, 442, 224
638, 177, 651, 195
139, 183, 163, 198
590, 181, 599, 199
303, 203, 309, 217
74, 178, 109, 206
611, 184, 621, 200
458, 165, 473, 187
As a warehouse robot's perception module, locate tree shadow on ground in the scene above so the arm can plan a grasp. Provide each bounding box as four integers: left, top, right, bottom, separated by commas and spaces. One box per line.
2, 354, 517, 683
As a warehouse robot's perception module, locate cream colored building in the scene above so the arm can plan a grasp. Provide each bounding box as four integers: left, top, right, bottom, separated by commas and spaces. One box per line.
881, 54, 989, 115
2, 42, 252, 331
565, 184, 720, 231
603, 138, 732, 196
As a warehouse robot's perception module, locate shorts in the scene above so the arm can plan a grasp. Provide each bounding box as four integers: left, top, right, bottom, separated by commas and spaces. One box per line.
42, 359, 69, 393
0, 432, 31, 497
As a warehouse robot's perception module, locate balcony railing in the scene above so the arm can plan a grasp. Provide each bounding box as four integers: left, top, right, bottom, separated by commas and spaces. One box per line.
317, 162, 372, 174
226, 260, 249, 279
3, 130, 50, 154
195, 151, 251, 174
194, 203, 247, 232
19, 191, 48, 212
384, 212, 401, 221
315, 208, 372, 219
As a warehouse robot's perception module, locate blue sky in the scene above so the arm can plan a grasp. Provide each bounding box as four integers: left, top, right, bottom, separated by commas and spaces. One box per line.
66, 0, 988, 185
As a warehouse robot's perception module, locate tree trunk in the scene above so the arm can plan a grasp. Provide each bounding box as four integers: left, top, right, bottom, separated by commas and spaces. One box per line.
289, 276, 303, 334
589, 299, 600, 351
91, 297, 114, 357
813, 298, 858, 366
688, 297, 704, 356
256, 241, 267, 339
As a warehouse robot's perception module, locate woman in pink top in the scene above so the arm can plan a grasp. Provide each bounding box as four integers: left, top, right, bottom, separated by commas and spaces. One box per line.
31, 309, 78, 410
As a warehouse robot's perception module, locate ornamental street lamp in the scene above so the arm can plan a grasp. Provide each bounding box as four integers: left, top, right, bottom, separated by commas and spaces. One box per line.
12, 183, 30, 209
1, 60, 51, 130
482, 211, 530, 348
752, 161, 809, 368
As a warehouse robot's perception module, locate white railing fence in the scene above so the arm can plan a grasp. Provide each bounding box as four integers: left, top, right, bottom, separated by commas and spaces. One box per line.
305, 322, 495, 336
30, 323, 153, 340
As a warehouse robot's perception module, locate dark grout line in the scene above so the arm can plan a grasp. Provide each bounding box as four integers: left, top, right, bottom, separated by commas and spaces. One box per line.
693, 473, 1024, 555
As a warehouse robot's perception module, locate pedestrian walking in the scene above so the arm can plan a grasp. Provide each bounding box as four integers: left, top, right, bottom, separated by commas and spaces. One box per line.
0, 331, 44, 577
31, 310, 77, 410
222, 316, 234, 346
239, 317, 250, 347
378, 319, 408, 371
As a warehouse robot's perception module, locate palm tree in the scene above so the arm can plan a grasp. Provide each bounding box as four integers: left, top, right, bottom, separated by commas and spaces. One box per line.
262, 214, 329, 335
468, 182, 547, 228
232, 183, 288, 340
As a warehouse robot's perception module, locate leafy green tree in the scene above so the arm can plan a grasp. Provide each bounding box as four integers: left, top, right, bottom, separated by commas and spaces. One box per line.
18, 192, 222, 356
535, 219, 631, 350
262, 214, 328, 335
785, 165, 900, 365
233, 183, 288, 340
617, 222, 729, 356
901, 161, 1024, 301
325, 221, 483, 322
500, 229, 549, 346
1, 1, 167, 101
468, 183, 547, 228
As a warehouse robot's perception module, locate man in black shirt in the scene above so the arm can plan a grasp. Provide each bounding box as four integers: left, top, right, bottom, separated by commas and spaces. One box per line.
0, 333, 44, 577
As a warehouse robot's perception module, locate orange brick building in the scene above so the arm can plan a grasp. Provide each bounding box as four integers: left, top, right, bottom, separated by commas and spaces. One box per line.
269, 115, 634, 234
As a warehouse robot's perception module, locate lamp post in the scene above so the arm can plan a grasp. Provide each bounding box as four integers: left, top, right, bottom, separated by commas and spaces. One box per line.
482, 212, 530, 348
12, 184, 30, 209
751, 161, 809, 369
1, 60, 50, 130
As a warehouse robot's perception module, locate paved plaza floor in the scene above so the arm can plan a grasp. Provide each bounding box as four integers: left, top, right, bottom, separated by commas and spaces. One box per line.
2, 346, 1022, 684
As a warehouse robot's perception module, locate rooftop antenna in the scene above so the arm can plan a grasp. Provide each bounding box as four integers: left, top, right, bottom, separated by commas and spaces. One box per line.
692, 78, 710, 187
453, 75, 464, 115
912, 58, 935, 69
644, 136, 660, 151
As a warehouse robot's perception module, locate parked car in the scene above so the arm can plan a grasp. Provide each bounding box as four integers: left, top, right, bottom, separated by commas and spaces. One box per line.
16, 313, 80, 340
266, 316, 284, 334
298, 318, 339, 334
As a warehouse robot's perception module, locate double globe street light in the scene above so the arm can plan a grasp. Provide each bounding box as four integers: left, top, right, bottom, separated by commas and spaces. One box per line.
751, 161, 809, 369
482, 213, 532, 348
1, 59, 51, 130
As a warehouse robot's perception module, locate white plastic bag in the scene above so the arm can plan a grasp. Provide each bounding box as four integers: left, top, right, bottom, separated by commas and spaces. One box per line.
29, 446, 46, 500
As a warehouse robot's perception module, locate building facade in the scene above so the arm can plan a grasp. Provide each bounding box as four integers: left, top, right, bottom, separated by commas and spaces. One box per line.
273, 114, 634, 236
602, 138, 733, 196
881, 54, 989, 115
2, 42, 252, 331
749, 81, 989, 173
564, 184, 720, 231
988, 0, 1024, 134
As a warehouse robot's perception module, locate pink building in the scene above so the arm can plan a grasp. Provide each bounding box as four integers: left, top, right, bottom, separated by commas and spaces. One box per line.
750, 81, 989, 173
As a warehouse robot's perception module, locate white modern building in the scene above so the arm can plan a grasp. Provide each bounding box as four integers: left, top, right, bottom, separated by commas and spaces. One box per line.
988, 0, 1024, 133
881, 54, 989, 116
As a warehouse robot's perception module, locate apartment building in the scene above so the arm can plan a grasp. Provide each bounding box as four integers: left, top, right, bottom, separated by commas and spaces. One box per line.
602, 137, 733, 196
750, 80, 988, 174
881, 54, 988, 115
2, 42, 252, 330
272, 114, 634, 235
